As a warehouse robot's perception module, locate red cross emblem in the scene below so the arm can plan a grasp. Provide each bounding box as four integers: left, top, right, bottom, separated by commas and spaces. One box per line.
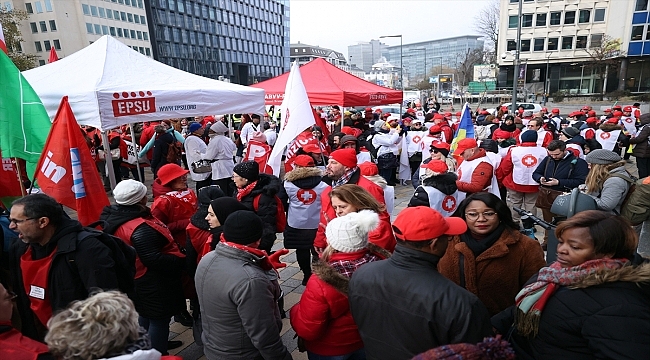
441, 195, 457, 212
521, 154, 538, 168
600, 132, 611, 140
457, 169, 462, 179
297, 189, 317, 205
412, 135, 421, 144
625, 117, 633, 123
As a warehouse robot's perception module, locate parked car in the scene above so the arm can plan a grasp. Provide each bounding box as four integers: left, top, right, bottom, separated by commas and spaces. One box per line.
372, 105, 401, 119
486, 102, 543, 114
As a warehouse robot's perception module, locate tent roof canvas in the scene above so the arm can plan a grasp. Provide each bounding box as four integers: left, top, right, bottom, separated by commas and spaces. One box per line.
250, 58, 403, 106
23, 35, 265, 130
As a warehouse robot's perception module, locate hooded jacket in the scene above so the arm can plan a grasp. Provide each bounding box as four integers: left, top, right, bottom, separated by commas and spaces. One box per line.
585, 165, 632, 214
630, 114, 650, 158
283, 167, 326, 249
494, 261, 650, 360
99, 205, 185, 319
290, 244, 390, 356
234, 173, 284, 253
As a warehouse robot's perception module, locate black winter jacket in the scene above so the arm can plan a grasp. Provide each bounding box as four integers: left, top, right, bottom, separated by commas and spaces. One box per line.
100, 205, 185, 319
532, 152, 589, 191
408, 172, 458, 207
151, 131, 175, 175
348, 245, 492, 360
493, 257, 650, 360
234, 173, 285, 253
631, 114, 650, 158
8, 218, 120, 340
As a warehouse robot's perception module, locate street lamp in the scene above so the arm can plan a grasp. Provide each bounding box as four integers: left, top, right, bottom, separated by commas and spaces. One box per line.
380, 34, 403, 115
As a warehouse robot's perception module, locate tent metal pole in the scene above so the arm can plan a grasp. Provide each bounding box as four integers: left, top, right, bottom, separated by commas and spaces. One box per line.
101, 130, 117, 190
130, 123, 142, 183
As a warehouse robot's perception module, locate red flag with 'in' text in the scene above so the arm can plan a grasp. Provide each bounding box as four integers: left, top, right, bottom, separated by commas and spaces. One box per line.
245, 139, 273, 175
35, 96, 109, 225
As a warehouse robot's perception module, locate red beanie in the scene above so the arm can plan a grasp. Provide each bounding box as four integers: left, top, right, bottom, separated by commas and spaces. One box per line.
359, 162, 379, 176
330, 148, 357, 168
493, 129, 512, 139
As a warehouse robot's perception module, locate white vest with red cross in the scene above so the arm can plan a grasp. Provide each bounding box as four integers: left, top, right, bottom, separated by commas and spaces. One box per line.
284, 180, 328, 229
510, 146, 547, 186
595, 129, 621, 151
420, 185, 465, 217
457, 155, 500, 197
621, 116, 637, 136
406, 130, 426, 156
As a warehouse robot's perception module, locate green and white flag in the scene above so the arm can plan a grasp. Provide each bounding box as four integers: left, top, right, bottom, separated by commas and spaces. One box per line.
0, 50, 52, 179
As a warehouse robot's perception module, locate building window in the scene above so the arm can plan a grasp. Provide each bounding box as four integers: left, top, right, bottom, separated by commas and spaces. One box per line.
134, 15, 140, 23
120, 12, 126, 21
34, 41, 42, 52
30, 22, 38, 33
114, 10, 120, 20
82, 4, 90, 15
44, 0, 52, 11
564, 11, 575, 24
594, 9, 605, 22
94, 24, 101, 34
53, 39, 60, 50
39, 60, 46, 66
548, 37, 559, 50
522, 14, 533, 27
34, 1, 43, 13
130, 29, 136, 38
536, 13, 547, 26
141, 15, 146, 24
550, 11, 561, 25
39, 21, 47, 32
508, 15, 518, 28
107, 9, 112, 19
110, 27, 116, 36
90, 5, 98, 16
576, 36, 587, 48
86, 22, 93, 34
145, 47, 151, 56
579, 9, 590, 23
143, 32, 148, 40
117, 28, 123, 37
137, 30, 142, 39
138, 0, 144, 8
123, 28, 130, 38
521, 39, 531, 52
632, 25, 644, 41
25, 3, 33, 13
102, 25, 108, 35
125, 0, 130, 5
562, 36, 573, 49
128, 13, 133, 22
99, 7, 106, 18
49, 20, 56, 31
591, 34, 603, 48
534, 38, 545, 51
507, 40, 516, 51
636, 0, 648, 11
43, 40, 51, 51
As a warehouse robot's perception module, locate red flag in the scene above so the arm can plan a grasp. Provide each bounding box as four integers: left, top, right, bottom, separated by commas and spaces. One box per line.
0, 151, 24, 198
48, 47, 59, 63
35, 96, 110, 225
245, 139, 273, 174
283, 130, 326, 173
312, 107, 330, 141
0, 24, 7, 55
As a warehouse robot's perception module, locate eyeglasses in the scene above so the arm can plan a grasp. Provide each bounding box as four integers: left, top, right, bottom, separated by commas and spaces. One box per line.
8, 217, 36, 225
526, 125, 536, 128
464, 211, 497, 221
430, 149, 441, 154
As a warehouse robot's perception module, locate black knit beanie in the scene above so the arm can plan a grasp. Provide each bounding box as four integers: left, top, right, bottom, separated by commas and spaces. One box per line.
223, 210, 263, 245
233, 161, 260, 181
210, 197, 249, 226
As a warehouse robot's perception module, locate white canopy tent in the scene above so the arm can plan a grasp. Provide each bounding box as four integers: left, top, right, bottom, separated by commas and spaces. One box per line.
23, 35, 266, 131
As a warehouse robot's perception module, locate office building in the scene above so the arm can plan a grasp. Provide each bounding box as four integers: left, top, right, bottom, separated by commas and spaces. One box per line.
146, 0, 289, 84
9, 0, 152, 66
348, 39, 385, 73
498, 0, 650, 95
290, 42, 348, 71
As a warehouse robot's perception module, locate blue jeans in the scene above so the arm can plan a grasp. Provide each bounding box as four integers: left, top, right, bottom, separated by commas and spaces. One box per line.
307, 348, 366, 360
139, 316, 171, 354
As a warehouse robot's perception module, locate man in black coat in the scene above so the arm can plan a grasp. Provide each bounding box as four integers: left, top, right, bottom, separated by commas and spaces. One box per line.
348, 207, 492, 360
7, 194, 121, 341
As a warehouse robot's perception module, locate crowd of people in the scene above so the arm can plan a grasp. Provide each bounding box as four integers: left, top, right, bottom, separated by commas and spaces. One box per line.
1, 101, 650, 360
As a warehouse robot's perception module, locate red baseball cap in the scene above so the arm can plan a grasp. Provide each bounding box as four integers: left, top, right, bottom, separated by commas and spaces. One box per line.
587, 110, 596, 117
433, 113, 444, 121
429, 125, 443, 134
293, 155, 315, 167
493, 129, 512, 139
407, 108, 416, 114
613, 105, 622, 110
359, 161, 379, 176
582, 106, 590, 110
542, 107, 548, 112
623, 106, 632, 112
613, 111, 624, 117
452, 138, 478, 156
392, 207, 467, 241
422, 159, 448, 174
586, 117, 599, 124
607, 117, 620, 124
551, 108, 560, 114
302, 143, 322, 154
604, 108, 612, 113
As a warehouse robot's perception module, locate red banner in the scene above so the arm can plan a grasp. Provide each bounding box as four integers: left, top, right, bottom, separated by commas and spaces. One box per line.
35, 96, 110, 225
0, 153, 23, 199
284, 130, 326, 172
245, 139, 273, 175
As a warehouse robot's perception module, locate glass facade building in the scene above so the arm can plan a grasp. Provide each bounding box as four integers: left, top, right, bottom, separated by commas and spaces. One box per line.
145, 0, 289, 84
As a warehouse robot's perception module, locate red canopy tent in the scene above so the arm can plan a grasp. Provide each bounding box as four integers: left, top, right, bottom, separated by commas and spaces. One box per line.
251, 58, 403, 106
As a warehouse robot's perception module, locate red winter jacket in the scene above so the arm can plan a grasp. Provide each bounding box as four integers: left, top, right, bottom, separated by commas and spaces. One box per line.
456, 149, 494, 194
0, 322, 51, 360
151, 181, 198, 248
290, 247, 389, 356
314, 171, 394, 252
495, 142, 541, 193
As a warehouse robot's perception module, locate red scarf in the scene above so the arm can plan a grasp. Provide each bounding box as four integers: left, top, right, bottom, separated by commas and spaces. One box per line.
235, 180, 258, 201
220, 234, 273, 271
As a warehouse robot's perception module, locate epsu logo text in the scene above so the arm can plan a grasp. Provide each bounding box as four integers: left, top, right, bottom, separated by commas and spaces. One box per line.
112, 91, 156, 117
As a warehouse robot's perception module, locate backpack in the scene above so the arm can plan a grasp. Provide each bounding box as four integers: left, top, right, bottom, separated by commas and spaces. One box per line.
612, 174, 650, 225
76, 222, 137, 298
166, 140, 182, 164
253, 194, 287, 233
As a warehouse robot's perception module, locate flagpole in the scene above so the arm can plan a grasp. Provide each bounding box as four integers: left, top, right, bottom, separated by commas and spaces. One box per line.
101, 131, 117, 190
129, 123, 142, 183
13, 157, 26, 196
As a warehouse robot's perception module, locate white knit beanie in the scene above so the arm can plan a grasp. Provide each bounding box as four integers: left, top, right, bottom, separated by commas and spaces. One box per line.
210, 121, 228, 134
113, 179, 148, 206
326, 210, 380, 253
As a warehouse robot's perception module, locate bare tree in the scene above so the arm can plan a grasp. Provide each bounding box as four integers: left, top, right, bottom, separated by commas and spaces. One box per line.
454, 49, 485, 87
473, 0, 499, 63
582, 35, 625, 99
0, 7, 38, 70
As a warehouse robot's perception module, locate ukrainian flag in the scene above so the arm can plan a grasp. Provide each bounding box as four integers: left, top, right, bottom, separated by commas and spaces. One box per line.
450, 102, 475, 154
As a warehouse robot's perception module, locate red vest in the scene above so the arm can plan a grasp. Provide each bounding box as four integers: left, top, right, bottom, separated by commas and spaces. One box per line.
186, 223, 211, 264
20, 247, 56, 327
114, 217, 185, 279
0, 324, 50, 360
152, 190, 197, 247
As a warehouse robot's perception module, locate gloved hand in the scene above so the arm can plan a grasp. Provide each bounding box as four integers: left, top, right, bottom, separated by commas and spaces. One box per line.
399, 128, 408, 137
268, 249, 289, 269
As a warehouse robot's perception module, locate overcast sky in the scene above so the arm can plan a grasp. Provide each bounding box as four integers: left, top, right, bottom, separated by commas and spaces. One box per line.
289, 0, 494, 59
